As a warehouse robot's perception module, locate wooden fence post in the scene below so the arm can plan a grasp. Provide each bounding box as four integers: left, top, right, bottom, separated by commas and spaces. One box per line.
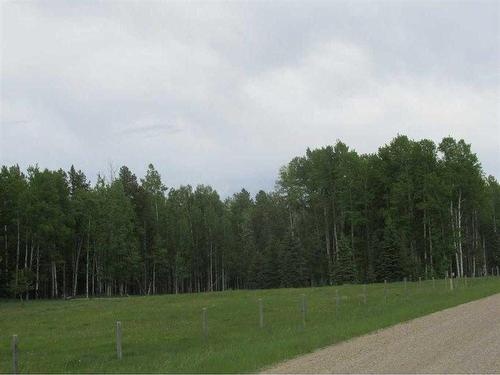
202, 308, 208, 340
259, 298, 264, 329
432, 277, 435, 289
301, 294, 307, 328
12, 334, 18, 374
418, 277, 421, 288
449, 277, 454, 291
335, 289, 340, 317
384, 280, 387, 303
115, 321, 122, 360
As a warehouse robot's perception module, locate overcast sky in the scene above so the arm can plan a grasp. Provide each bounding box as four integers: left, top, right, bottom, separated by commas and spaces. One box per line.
1, 0, 499, 196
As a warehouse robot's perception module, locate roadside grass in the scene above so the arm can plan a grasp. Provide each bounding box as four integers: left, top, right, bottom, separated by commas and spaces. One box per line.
1, 276, 499, 373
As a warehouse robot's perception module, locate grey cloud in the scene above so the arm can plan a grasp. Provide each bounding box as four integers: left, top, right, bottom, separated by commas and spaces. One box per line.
118, 123, 180, 137
1, 0, 498, 197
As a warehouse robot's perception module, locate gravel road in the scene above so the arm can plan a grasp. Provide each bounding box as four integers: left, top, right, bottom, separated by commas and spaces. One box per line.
264, 293, 500, 374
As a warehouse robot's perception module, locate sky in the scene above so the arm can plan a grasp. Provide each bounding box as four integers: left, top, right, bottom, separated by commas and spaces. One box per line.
1, 0, 499, 197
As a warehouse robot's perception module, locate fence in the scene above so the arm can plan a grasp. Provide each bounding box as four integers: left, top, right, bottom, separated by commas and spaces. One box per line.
6, 273, 499, 371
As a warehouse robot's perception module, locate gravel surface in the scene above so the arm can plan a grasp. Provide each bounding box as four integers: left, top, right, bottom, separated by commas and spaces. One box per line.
264, 293, 500, 374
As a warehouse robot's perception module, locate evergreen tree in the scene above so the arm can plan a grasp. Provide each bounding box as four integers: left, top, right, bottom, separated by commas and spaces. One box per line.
376, 218, 404, 281
334, 237, 356, 284
280, 231, 307, 288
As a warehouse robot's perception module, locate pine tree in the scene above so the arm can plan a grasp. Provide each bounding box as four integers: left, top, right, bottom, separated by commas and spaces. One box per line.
334, 237, 356, 284
376, 218, 404, 281
280, 231, 307, 288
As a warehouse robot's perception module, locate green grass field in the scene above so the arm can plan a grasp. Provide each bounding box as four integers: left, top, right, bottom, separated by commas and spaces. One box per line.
1, 277, 499, 373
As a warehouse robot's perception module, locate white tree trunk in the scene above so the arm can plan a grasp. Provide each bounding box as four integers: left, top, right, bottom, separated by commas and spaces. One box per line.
457, 191, 464, 277
3, 225, 7, 272
428, 224, 433, 273
24, 230, 28, 269
86, 243, 89, 299
152, 262, 156, 295
73, 241, 82, 296
482, 236, 487, 276
35, 245, 40, 298
15, 219, 20, 287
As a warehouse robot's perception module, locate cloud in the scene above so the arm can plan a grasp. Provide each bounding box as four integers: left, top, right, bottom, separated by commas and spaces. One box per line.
242, 39, 498, 165
1, 1, 498, 196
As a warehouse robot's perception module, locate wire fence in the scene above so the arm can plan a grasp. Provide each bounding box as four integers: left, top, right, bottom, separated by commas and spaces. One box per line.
6, 272, 500, 373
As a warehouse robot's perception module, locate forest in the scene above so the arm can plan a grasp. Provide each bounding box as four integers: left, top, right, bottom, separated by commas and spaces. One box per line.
1, 135, 499, 299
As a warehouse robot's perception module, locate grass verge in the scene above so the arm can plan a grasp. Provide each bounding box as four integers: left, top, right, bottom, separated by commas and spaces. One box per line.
1, 276, 499, 373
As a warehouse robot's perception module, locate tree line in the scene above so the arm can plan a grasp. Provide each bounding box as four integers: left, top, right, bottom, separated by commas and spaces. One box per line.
1, 135, 499, 299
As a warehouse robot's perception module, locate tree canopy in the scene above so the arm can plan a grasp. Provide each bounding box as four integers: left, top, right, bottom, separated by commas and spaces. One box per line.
1, 135, 499, 299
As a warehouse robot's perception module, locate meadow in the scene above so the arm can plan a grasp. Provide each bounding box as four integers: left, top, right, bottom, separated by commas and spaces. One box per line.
1, 276, 499, 373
